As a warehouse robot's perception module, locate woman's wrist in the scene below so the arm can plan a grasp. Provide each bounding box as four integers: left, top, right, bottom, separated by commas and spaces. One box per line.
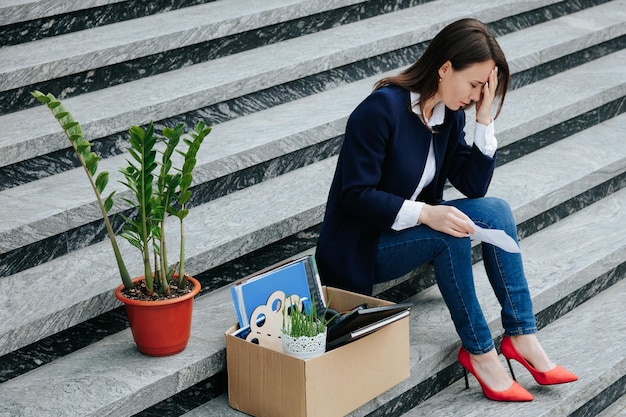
418, 204, 430, 225
476, 116, 492, 126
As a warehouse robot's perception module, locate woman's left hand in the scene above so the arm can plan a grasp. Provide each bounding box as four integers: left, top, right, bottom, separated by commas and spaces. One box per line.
475, 66, 498, 125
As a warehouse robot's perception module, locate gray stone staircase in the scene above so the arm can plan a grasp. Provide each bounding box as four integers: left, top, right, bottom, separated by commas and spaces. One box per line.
0, 0, 625, 416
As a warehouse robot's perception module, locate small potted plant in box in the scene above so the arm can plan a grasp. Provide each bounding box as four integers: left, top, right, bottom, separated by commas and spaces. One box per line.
281, 296, 332, 359
32, 91, 212, 356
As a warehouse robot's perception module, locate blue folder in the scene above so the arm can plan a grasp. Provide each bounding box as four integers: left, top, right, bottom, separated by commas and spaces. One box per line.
230, 257, 320, 328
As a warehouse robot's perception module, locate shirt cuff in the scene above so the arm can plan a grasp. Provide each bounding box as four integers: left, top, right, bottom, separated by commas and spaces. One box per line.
473, 120, 497, 157
391, 200, 424, 231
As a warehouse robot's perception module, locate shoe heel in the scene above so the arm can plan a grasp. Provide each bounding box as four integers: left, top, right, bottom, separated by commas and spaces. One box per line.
463, 368, 469, 389
505, 358, 517, 381
500, 336, 578, 386
458, 347, 534, 402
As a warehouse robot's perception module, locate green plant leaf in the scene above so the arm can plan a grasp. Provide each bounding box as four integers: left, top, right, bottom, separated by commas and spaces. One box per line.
95, 171, 109, 194
182, 158, 197, 173
180, 173, 192, 190
31, 91, 50, 103
104, 191, 115, 212
76, 142, 90, 154
84, 152, 100, 176
128, 148, 142, 165
178, 190, 192, 206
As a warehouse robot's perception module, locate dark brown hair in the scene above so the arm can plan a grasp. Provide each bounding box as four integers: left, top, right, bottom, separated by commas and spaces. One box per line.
375, 18, 510, 118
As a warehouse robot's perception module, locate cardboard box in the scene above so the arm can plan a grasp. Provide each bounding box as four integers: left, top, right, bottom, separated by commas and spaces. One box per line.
225, 287, 410, 417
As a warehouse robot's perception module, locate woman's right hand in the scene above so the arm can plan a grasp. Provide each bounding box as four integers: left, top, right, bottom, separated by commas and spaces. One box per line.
418, 204, 475, 237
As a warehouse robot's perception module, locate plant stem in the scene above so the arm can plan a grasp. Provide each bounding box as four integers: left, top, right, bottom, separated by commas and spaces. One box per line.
178, 220, 186, 287
82, 162, 133, 290
31, 91, 134, 289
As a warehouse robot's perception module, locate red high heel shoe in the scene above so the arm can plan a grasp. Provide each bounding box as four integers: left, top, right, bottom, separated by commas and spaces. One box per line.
500, 336, 578, 385
458, 347, 534, 402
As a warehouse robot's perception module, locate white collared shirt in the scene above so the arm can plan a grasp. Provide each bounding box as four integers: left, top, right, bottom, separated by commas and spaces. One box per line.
391, 92, 497, 230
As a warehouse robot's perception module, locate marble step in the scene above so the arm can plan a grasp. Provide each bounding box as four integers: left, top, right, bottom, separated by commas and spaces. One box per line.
596, 394, 626, 417
0, 0, 369, 92
0, 157, 333, 356
0, 1, 223, 47
0, 0, 133, 26
403, 277, 626, 417
1, 2, 623, 195
1, 0, 599, 167
174, 183, 626, 417
3, 183, 626, 417
1, 105, 624, 364
0, 0, 442, 117
2, 39, 625, 272
0, 1, 623, 415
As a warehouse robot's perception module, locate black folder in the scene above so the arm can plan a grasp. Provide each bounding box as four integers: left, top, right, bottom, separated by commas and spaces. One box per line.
326, 303, 412, 350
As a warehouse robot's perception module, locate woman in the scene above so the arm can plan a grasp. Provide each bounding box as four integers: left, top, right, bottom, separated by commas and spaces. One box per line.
315, 18, 577, 402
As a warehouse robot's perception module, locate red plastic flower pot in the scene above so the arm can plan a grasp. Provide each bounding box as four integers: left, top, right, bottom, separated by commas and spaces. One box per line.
115, 275, 201, 356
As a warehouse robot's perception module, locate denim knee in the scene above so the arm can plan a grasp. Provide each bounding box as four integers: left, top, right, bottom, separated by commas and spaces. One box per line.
476, 197, 516, 233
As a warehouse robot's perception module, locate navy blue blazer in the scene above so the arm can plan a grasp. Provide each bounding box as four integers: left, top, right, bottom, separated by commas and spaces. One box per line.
315, 85, 496, 295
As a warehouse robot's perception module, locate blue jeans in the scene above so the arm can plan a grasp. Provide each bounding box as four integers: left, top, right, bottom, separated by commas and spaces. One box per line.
374, 197, 537, 354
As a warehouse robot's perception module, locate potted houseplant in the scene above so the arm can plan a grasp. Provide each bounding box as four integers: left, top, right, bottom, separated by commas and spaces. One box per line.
32, 90, 212, 356
281, 295, 332, 359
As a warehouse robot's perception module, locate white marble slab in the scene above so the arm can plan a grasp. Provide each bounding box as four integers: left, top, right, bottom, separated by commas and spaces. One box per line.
459, 112, 626, 224
3, 185, 622, 416
499, 0, 626, 72
0, 0, 126, 26
0, 0, 571, 166
2, 45, 625, 253
0, 0, 368, 90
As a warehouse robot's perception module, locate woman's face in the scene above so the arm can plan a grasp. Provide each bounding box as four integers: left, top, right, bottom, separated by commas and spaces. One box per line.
437, 59, 496, 110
